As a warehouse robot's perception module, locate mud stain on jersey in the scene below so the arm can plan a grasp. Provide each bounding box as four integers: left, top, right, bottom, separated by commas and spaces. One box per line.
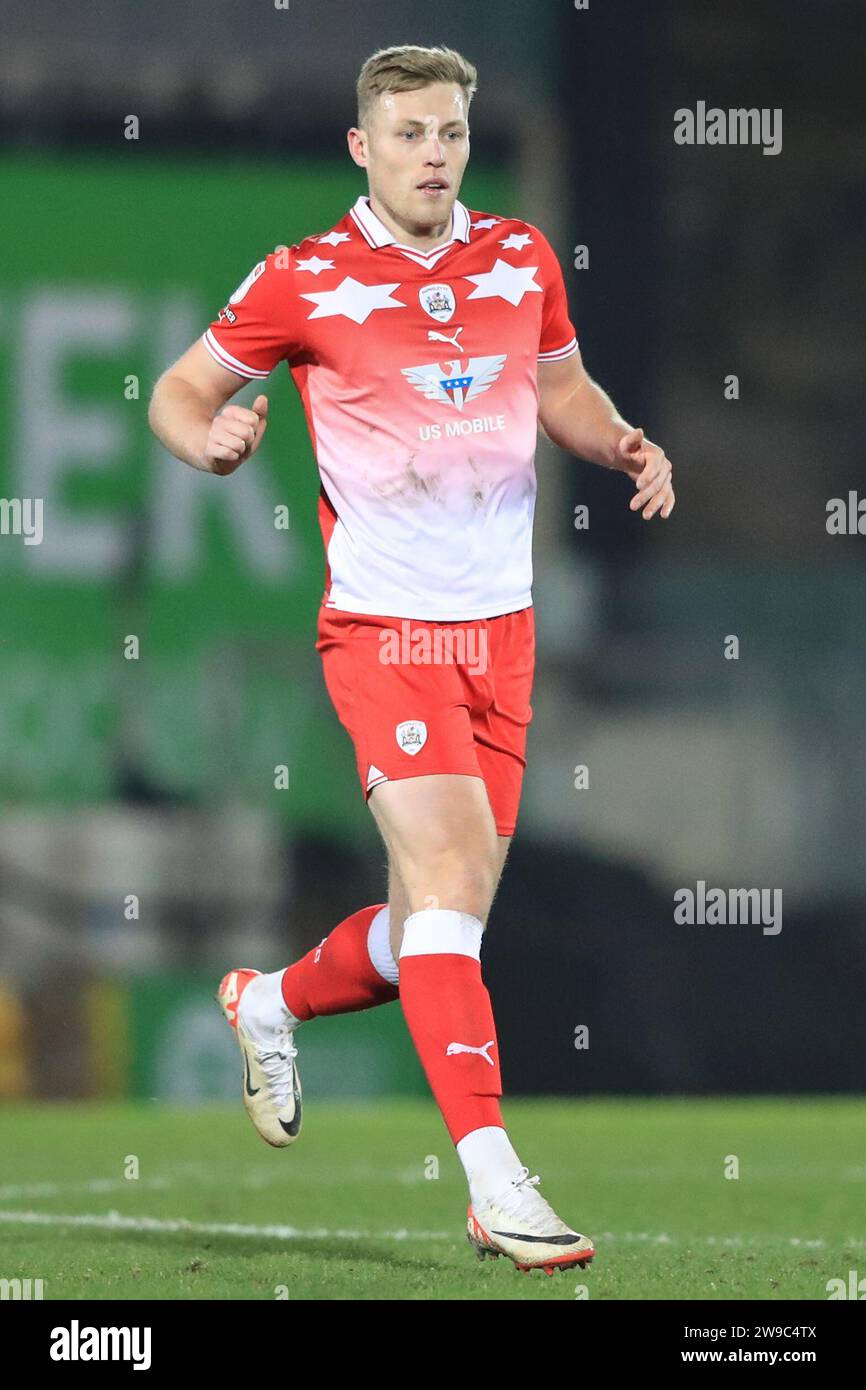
371, 453, 442, 505
467, 455, 488, 510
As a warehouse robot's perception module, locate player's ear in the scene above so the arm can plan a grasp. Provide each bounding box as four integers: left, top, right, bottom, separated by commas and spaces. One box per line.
347, 128, 368, 168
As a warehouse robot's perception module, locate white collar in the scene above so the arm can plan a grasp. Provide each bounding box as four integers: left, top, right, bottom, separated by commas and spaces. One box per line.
350, 194, 471, 255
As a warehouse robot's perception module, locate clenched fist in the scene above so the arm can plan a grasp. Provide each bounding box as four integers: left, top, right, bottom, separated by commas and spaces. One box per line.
203, 395, 269, 475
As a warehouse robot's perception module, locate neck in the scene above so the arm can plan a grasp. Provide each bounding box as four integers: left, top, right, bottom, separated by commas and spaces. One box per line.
366, 192, 454, 252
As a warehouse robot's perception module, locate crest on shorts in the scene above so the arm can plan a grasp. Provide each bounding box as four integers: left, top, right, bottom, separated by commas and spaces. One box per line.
396, 720, 427, 756
419, 283, 456, 323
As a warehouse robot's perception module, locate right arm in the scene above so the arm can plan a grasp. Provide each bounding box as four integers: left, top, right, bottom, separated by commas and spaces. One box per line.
148, 337, 269, 476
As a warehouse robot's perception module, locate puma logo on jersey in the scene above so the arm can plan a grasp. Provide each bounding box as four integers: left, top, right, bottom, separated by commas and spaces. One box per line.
446, 1040, 496, 1067
428, 325, 464, 350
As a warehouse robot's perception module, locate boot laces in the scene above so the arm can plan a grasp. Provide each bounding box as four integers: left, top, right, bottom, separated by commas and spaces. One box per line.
255, 1025, 297, 1111
492, 1165, 563, 1235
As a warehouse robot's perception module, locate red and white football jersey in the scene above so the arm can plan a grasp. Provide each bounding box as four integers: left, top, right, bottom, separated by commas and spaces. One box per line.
203, 195, 578, 620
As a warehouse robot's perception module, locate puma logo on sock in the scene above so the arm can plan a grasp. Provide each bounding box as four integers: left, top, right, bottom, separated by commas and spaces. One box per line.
445, 1040, 496, 1066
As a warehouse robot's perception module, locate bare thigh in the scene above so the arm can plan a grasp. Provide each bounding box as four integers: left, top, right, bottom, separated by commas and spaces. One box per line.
368, 773, 513, 960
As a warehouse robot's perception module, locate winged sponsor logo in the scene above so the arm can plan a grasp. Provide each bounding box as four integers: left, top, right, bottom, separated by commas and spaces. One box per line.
401, 354, 507, 412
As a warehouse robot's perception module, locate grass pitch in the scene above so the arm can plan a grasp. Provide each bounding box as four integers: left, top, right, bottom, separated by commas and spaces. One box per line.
0, 1097, 862, 1300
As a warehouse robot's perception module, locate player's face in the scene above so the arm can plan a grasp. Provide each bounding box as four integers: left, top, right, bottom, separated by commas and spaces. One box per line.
362, 83, 470, 231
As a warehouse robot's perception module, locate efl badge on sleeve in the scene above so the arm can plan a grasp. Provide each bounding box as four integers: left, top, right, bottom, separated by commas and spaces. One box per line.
230, 260, 266, 304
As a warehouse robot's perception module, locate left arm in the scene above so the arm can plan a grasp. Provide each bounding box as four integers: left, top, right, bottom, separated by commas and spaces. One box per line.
538, 349, 675, 520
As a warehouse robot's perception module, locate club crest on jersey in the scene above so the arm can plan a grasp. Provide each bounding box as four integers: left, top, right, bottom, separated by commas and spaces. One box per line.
402, 355, 506, 412
419, 283, 456, 323
395, 720, 427, 756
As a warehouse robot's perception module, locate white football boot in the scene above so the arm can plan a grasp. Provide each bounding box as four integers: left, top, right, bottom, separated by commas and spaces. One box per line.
217, 968, 302, 1148
467, 1166, 595, 1275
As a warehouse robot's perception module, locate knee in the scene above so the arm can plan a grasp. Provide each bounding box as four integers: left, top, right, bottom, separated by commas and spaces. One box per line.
398, 844, 499, 918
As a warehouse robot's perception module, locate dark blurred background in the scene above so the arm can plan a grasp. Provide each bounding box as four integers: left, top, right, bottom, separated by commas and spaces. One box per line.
1, 0, 863, 1104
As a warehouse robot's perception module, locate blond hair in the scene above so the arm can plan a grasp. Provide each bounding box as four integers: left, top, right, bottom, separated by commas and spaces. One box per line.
357, 45, 478, 129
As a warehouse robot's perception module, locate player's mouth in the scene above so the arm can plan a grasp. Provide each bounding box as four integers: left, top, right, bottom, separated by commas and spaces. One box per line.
416, 178, 450, 198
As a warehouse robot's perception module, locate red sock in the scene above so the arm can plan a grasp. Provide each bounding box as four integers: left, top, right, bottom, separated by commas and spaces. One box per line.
280, 903, 399, 1021
398, 909, 504, 1145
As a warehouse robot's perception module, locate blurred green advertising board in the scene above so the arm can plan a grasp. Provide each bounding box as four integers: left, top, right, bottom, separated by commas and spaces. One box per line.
0, 154, 512, 834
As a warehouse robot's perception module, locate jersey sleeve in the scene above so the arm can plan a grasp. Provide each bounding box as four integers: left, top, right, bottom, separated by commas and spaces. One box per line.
202, 250, 303, 379
532, 226, 579, 362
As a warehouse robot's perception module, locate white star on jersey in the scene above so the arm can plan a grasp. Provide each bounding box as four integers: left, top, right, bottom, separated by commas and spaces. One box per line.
499, 232, 533, 252
296, 256, 336, 275
317, 230, 352, 247
300, 276, 405, 324
463, 258, 543, 307
472, 217, 501, 230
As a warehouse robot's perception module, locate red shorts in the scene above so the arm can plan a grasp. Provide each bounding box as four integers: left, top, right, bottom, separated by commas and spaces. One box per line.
315, 605, 535, 837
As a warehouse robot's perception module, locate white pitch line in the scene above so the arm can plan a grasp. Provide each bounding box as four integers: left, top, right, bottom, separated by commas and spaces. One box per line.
0, 1210, 452, 1241
0, 1178, 173, 1201
0, 1210, 860, 1248
0, 1165, 426, 1201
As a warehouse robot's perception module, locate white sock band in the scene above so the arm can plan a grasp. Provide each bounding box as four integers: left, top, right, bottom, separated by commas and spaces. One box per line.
399, 908, 483, 960
367, 905, 399, 986
241, 969, 302, 1037
456, 1126, 525, 1206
